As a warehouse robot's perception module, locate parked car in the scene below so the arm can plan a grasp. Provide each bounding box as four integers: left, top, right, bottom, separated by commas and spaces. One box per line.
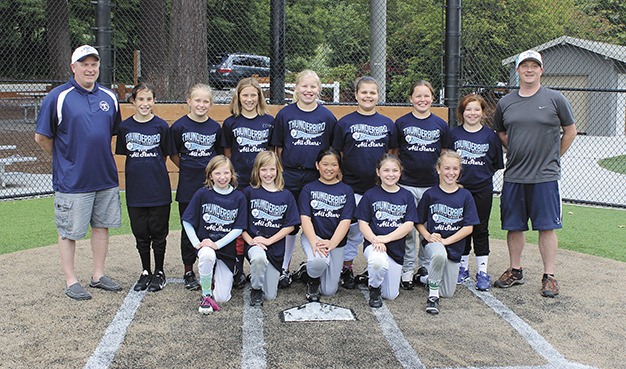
208, 53, 270, 89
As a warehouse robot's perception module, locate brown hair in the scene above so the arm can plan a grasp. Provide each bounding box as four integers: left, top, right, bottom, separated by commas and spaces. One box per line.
249, 150, 285, 190
456, 93, 488, 124
375, 154, 403, 186
229, 78, 268, 117
203, 155, 238, 189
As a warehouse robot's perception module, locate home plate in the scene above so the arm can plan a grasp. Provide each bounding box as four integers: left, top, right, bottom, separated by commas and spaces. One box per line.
280, 302, 357, 322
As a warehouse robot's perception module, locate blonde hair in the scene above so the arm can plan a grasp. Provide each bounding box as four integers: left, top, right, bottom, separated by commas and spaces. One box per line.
229, 78, 268, 117
187, 83, 213, 103
293, 69, 321, 103
249, 151, 285, 190
204, 155, 238, 189
375, 154, 403, 186
436, 151, 463, 187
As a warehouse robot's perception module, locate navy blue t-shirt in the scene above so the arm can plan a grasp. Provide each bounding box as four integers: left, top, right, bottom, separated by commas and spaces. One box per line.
356, 186, 418, 265
221, 114, 274, 188
181, 187, 247, 272
270, 104, 336, 170
35, 78, 121, 193
417, 185, 479, 263
332, 111, 398, 194
170, 115, 222, 202
448, 125, 504, 193
396, 112, 450, 187
115, 115, 172, 207
298, 180, 356, 247
243, 186, 300, 271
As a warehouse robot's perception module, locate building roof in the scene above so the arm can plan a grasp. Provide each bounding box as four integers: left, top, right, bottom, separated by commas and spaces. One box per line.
502, 36, 626, 66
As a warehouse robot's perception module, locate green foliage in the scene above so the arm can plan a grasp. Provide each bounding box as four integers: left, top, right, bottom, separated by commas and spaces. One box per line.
598, 155, 626, 174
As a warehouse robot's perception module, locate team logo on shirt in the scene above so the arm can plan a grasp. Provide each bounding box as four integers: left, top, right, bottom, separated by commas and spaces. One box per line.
233, 127, 269, 152
429, 203, 463, 231
250, 199, 287, 228
182, 132, 217, 156
99, 101, 110, 111
310, 190, 346, 218
288, 120, 325, 146
125, 132, 160, 157
403, 126, 439, 151
454, 140, 488, 165
350, 124, 387, 148
201, 203, 238, 232
372, 201, 406, 227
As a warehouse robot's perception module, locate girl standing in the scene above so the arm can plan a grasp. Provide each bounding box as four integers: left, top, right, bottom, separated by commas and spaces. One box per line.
242, 151, 300, 306
170, 84, 222, 291
395, 80, 450, 290
449, 94, 503, 291
222, 77, 275, 288
182, 155, 247, 314
332, 76, 397, 289
299, 148, 355, 302
357, 154, 418, 308
416, 151, 479, 314
270, 70, 337, 287
115, 83, 171, 292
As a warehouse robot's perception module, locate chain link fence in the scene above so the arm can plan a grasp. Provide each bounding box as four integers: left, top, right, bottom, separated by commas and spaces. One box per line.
0, 0, 624, 207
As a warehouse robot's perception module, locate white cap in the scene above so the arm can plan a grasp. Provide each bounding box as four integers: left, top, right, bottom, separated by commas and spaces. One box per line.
515, 50, 543, 68
71, 45, 100, 64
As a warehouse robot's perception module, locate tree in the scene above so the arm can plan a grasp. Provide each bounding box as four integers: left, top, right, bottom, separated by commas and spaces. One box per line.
46, 0, 71, 81
139, 0, 169, 97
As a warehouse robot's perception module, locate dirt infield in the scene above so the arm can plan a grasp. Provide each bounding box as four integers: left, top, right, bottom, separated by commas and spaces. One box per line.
0, 232, 624, 369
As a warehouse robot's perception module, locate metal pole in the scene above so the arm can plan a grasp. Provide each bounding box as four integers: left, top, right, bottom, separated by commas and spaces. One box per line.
95, 0, 112, 88
444, 0, 461, 125
270, 0, 286, 105
370, 0, 387, 103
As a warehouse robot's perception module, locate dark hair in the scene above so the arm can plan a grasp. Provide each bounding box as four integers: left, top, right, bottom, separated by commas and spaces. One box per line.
456, 93, 487, 124
129, 82, 156, 102
316, 147, 342, 170
375, 154, 403, 185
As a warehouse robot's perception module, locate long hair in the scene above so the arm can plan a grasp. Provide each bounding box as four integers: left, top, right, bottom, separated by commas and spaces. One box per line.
203, 155, 238, 189
229, 77, 268, 117
249, 150, 285, 190
456, 93, 488, 125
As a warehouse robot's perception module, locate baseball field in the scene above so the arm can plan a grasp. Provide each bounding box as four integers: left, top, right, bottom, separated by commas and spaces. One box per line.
0, 232, 624, 369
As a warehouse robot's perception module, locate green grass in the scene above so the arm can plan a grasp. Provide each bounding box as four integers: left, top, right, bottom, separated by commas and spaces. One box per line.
1, 194, 624, 262
598, 155, 626, 175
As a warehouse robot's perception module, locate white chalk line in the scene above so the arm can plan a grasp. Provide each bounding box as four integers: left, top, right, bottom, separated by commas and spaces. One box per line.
241, 285, 267, 369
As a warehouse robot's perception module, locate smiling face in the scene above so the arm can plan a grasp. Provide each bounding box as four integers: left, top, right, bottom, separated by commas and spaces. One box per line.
316, 154, 340, 183
410, 85, 433, 117
462, 100, 483, 129
239, 85, 259, 116
437, 156, 461, 187
356, 81, 379, 114
71, 56, 100, 90
377, 159, 401, 189
132, 89, 155, 121
516, 60, 543, 88
187, 89, 212, 120
259, 164, 277, 187
295, 75, 320, 109
210, 163, 233, 190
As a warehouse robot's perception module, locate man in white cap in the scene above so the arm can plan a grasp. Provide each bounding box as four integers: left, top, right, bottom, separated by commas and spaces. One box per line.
35, 45, 123, 300
492, 50, 577, 297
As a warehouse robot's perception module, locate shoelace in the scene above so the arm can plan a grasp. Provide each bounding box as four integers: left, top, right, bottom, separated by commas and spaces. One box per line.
203, 295, 221, 311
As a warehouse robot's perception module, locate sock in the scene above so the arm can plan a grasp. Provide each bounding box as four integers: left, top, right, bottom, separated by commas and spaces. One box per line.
139, 252, 151, 273
420, 275, 428, 284
476, 255, 489, 274
282, 234, 297, 271
428, 280, 440, 298
184, 264, 193, 274
543, 273, 554, 279
154, 252, 165, 273
460, 255, 469, 270
200, 275, 213, 296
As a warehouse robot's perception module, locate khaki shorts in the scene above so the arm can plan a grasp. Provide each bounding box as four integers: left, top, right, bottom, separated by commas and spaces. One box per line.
54, 187, 121, 240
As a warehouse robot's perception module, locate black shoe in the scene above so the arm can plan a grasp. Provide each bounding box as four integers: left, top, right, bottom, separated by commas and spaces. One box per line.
413, 267, 429, 288
368, 285, 383, 308
306, 278, 321, 302
355, 269, 369, 286
426, 296, 440, 315
148, 270, 166, 292
233, 270, 247, 289
340, 267, 355, 289
133, 270, 152, 291
278, 268, 292, 289
400, 270, 414, 290
291, 262, 309, 284
250, 288, 263, 307
184, 271, 200, 291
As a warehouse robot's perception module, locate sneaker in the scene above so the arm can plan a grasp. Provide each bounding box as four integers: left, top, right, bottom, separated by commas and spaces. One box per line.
250, 288, 263, 307
494, 267, 525, 288
355, 269, 369, 286
541, 275, 559, 298
401, 270, 414, 290
413, 267, 429, 288
368, 285, 383, 308
306, 278, 321, 302
475, 271, 491, 291
278, 268, 292, 289
148, 270, 166, 292
291, 262, 309, 284
233, 270, 247, 289
198, 294, 221, 314
457, 266, 470, 284
184, 271, 200, 291
89, 275, 122, 292
426, 296, 440, 315
340, 267, 356, 289
65, 282, 92, 300
134, 270, 152, 291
